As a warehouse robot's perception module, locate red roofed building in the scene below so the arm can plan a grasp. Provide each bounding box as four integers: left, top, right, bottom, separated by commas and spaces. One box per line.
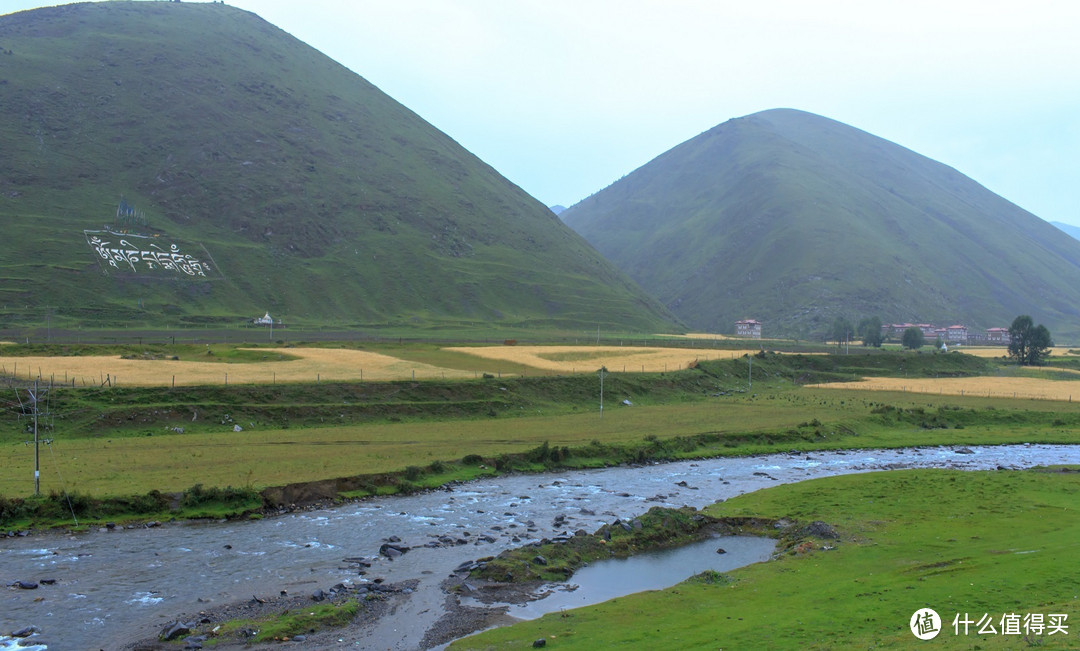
735, 319, 762, 339
945, 325, 968, 342
986, 327, 1009, 344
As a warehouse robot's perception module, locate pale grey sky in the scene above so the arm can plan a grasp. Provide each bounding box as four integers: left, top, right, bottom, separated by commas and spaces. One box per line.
4, 0, 1079, 225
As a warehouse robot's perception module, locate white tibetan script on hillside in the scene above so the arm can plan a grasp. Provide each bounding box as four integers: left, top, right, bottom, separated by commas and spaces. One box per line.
85, 230, 219, 279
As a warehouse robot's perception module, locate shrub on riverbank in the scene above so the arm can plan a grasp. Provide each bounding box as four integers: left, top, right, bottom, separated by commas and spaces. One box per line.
1, 484, 262, 529
213, 599, 360, 643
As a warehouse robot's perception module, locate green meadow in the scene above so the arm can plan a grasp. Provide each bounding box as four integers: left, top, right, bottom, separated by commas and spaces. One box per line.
452, 468, 1080, 649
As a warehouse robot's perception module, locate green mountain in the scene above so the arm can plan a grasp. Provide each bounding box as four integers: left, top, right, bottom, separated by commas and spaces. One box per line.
0, 2, 675, 332
562, 109, 1080, 341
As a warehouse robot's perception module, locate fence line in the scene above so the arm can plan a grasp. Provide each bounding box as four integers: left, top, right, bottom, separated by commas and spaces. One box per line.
833, 384, 1064, 402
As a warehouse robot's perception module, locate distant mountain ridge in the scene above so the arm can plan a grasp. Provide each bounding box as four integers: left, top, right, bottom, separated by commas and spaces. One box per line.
0, 2, 676, 332
562, 109, 1080, 341
1051, 222, 1080, 242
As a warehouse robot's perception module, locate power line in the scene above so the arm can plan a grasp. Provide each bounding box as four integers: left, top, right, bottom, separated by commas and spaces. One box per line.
45, 438, 78, 526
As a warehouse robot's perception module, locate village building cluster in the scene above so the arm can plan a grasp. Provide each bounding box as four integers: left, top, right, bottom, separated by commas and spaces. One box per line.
733, 319, 1010, 344
880, 323, 1009, 345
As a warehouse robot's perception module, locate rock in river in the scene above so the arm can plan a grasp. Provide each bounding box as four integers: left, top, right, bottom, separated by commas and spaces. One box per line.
11, 625, 40, 637
379, 543, 409, 559
160, 621, 193, 641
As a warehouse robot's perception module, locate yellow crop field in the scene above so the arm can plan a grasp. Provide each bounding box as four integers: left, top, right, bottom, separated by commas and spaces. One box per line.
659, 332, 737, 340
446, 345, 764, 374
0, 348, 472, 387
661, 333, 793, 343
809, 375, 1080, 402
958, 346, 1077, 358
955, 347, 1011, 358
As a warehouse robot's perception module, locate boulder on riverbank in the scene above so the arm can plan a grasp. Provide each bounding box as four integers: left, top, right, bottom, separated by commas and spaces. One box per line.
800, 521, 840, 540
160, 620, 193, 641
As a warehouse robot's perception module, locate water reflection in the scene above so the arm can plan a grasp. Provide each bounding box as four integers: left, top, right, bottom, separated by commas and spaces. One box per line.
476, 535, 776, 619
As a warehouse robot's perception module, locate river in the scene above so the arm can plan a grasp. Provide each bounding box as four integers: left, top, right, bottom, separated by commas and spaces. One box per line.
2, 444, 1078, 649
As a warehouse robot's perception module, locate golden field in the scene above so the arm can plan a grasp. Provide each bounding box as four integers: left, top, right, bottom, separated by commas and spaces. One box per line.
953, 346, 1078, 358
446, 344, 764, 374
0, 347, 474, 387
810, 375, 1080, 401
661, 333, 792, 343
0, 345, 766, 387
658, 332, 738, 340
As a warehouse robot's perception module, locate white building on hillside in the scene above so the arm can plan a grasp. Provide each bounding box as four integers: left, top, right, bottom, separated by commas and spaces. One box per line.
735, 319, 762, 339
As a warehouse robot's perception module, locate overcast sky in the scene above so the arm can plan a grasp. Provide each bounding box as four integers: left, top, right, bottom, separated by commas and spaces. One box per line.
5, 1, 1079, 225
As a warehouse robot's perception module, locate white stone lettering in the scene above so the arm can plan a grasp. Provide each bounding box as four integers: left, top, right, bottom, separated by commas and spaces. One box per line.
84, 230, 216, 279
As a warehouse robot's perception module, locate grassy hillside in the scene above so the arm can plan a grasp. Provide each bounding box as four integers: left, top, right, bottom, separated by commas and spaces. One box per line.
0, 2, 676, 333
562, 108, 1080, 341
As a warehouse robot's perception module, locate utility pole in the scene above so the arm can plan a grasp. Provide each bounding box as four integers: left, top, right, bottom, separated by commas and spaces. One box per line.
29, 379, 40, 494
748, 355, 752, 391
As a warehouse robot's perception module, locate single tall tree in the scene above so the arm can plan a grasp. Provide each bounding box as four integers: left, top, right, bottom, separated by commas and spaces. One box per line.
1008, 315, 1053, 365
859, 316, 884, 347
901, 327, 925, 350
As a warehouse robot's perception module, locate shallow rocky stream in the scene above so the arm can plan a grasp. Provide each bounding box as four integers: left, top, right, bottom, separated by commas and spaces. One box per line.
2, 443, 1078, 649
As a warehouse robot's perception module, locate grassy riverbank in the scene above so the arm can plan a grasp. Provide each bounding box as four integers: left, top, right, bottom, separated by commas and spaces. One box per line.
469, 506, 727, 584
452, 467, 1080, 649
4, 349, 1080, 529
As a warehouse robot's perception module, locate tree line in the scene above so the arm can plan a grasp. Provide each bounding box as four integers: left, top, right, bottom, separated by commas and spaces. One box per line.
828, 314, 1052, 365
